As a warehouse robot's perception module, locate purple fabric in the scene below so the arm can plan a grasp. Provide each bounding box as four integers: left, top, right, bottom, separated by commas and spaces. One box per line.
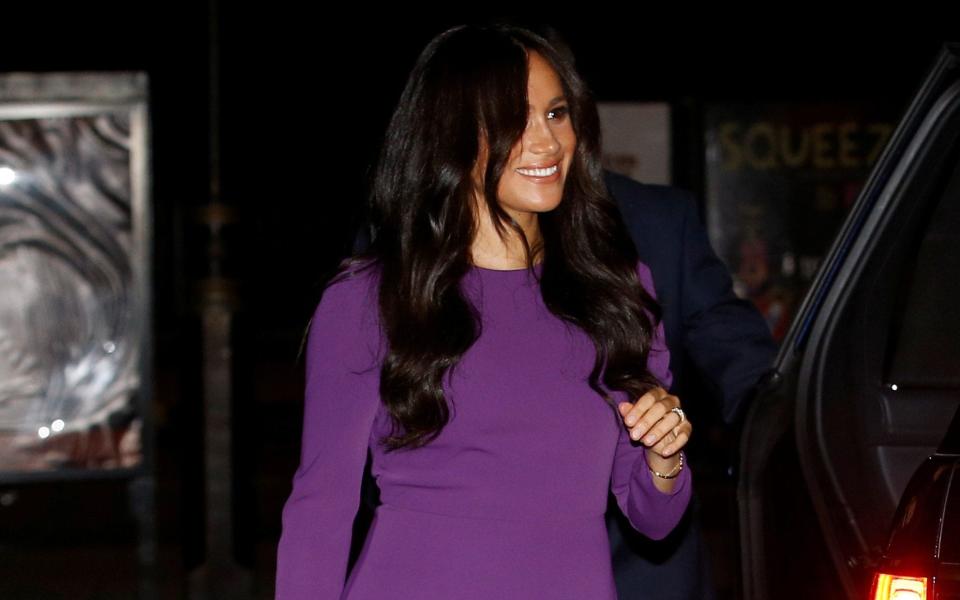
275, 259, 692, 599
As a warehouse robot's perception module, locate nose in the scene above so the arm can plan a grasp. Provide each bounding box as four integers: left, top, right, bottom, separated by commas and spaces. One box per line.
523, 118, 560, 155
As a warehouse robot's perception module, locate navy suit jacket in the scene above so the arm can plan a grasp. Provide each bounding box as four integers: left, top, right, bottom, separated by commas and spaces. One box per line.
603, 170, 777, 425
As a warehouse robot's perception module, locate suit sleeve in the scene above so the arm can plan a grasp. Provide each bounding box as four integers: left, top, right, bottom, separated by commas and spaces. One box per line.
676, 190, 778, 424
609, 259, 693, 540
275, 274, 382, 600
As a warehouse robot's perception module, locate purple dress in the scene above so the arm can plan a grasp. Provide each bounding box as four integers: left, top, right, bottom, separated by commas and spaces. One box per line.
275, 259, 693, 599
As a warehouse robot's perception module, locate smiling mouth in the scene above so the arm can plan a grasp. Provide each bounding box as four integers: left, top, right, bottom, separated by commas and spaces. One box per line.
515, 163, 560, 177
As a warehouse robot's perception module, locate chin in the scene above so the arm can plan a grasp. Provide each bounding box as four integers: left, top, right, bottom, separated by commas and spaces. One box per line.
505, 196, 564, 215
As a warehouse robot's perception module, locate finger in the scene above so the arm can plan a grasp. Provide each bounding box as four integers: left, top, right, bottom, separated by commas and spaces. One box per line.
636, 408, 682, 446
661, 428, 691, 457
651, 430, 678, 456
658, 421, 692, 455
628, 390, 677, 439
628, 395, 674, 442
623, 389, 659, 427
664, 421, 693, 453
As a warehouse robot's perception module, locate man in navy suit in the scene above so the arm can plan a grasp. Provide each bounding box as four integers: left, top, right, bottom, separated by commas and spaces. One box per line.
601, 170, 777, 600
350, 169, 777, 599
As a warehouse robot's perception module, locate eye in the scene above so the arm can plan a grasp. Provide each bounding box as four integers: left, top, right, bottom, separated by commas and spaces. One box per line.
548, 105, 570, 121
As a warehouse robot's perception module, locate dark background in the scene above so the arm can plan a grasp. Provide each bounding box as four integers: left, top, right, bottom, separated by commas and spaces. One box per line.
0, 5, 954, 598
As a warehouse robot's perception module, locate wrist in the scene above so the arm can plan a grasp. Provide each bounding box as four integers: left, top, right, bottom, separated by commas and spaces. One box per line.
644, 448, 683, 479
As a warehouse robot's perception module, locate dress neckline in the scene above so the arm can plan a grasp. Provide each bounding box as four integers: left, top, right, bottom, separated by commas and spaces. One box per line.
470, 261, 544, 274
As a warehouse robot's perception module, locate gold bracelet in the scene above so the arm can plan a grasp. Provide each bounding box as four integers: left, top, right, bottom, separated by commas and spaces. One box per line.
645, 450, 684, 479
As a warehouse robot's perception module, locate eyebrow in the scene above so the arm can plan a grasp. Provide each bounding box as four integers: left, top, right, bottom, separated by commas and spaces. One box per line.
530, 96, 567, 108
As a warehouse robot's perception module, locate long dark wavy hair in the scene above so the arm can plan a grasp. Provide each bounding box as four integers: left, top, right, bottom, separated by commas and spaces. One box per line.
309, 21, 665, 452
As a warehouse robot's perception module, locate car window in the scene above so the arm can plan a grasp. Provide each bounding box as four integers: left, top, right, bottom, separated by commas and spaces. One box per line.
886, 159, 960, 388
938, 463, 960, 562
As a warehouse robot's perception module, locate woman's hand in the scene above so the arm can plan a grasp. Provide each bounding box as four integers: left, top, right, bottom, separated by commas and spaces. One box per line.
617, 386, 691, 459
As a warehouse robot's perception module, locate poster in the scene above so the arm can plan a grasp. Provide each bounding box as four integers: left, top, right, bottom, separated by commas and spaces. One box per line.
0, 73, 151, 478
704, 102, 895, 341
598, 101, 671, 184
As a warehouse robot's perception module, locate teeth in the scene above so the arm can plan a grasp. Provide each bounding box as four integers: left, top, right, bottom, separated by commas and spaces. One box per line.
516, 164, 558, 177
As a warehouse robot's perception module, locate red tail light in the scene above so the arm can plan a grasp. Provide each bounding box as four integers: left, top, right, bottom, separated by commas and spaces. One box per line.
871, 572, 929, 600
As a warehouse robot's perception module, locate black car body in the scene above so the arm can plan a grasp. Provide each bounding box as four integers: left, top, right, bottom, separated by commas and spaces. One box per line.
869, 406, 960, 600
738, 42, 960, 600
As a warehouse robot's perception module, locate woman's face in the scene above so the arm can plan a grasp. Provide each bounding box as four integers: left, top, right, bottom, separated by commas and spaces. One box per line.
474, 50, 577, 220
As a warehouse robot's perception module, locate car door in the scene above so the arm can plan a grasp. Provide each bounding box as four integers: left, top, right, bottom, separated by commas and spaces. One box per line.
738, 42, 960, 600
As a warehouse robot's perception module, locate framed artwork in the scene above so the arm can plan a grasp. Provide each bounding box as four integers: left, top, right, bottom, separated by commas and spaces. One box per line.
0, 72, 152, 480
598, 101, 672, 185
703, 101, 895, 342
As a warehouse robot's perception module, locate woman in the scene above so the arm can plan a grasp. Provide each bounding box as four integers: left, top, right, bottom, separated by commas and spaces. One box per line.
276, 22, 693, 599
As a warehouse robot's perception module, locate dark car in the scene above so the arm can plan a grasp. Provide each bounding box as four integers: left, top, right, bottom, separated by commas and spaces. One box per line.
738, 42, 960, 600
869, 405, 960, 600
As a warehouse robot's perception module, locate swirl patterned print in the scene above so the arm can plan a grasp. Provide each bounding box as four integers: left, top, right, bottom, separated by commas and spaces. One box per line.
0, 113, 143, 471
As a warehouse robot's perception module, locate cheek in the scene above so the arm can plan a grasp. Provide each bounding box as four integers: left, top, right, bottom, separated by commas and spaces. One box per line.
496, 170, 516, 197
563, 131, 577, 158
564, 140, 577, 174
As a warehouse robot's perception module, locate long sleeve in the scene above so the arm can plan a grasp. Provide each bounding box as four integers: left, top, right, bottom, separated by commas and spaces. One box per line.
609, 259, 692, 540
275, 271, 382, 600
676, 190, 778, 425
